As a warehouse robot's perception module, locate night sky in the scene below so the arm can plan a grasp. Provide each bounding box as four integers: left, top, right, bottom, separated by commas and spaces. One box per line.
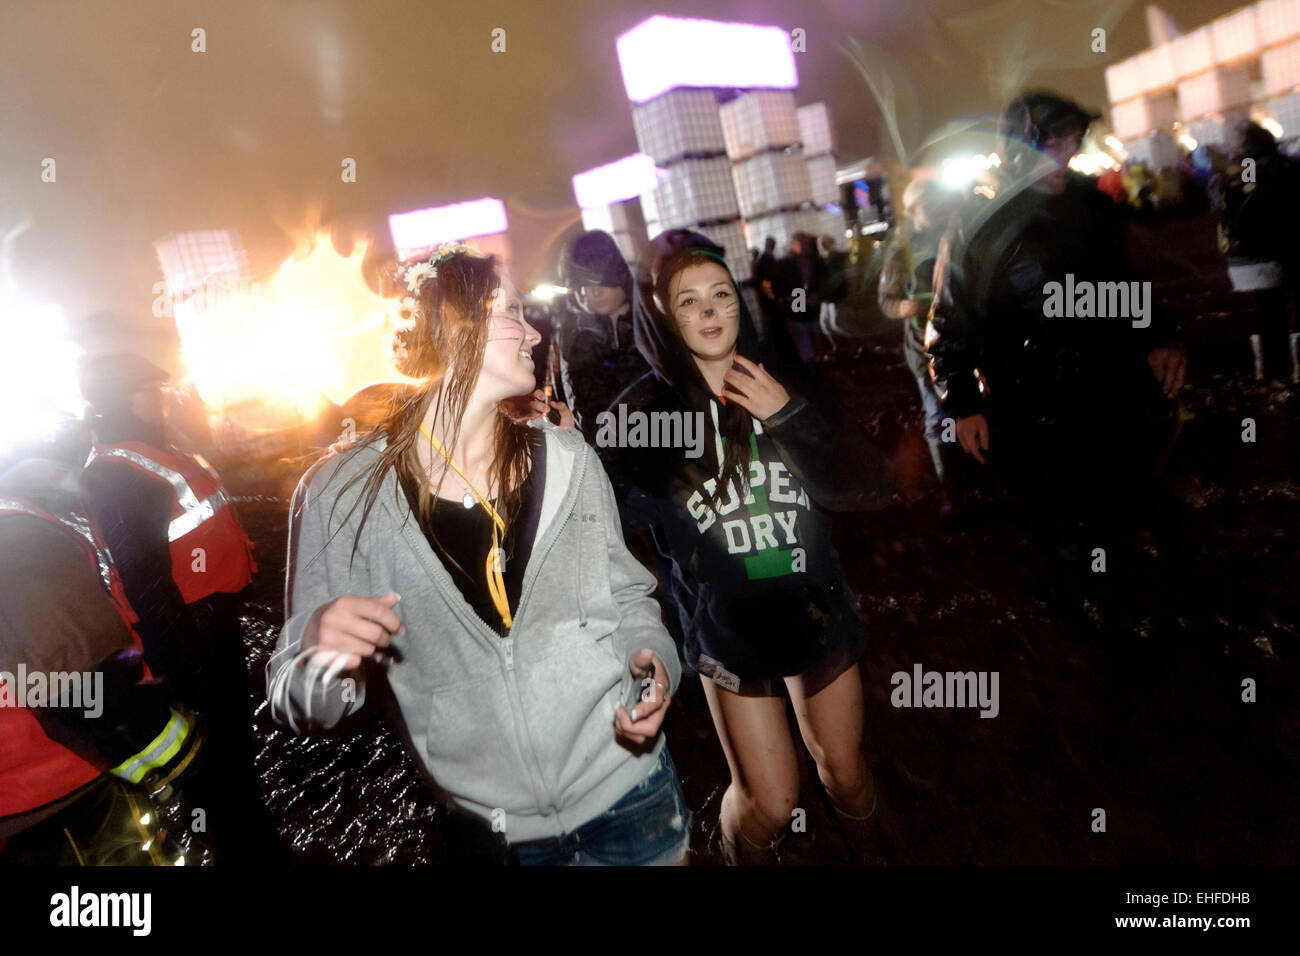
0, 0, 1246, 365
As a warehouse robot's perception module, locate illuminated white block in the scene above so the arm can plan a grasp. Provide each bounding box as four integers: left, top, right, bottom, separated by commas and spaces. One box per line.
813, 207, 844, 244
1267, 92, 1300, 137
744, 208, 822, 257
388, 198, 508, 261
651, 156, 739, 228
154, 230, 250, 302
616, 15, 797, 104
719, 91, 801, 162
640, 190, 660, 230
797, 103, 835, 157
1178, 66, 1252, 119
1105, 58, 1141, 105
1258, 0, 1300, 46
1185, 110, 1249, 149
581, 204, 618, 234
632, 89, 727, 164
572, 154, 658, 209
1263, 37, 1300, 95
1122, 131, 1183, 168
732, 150, 812, 218
806, 153, 839, 205
1135, 44, 1177, 93
1111, 92, 1178, 139
1171, 26, 1217, 78
1211, 7, 1261, 64
694, 220, 752, 282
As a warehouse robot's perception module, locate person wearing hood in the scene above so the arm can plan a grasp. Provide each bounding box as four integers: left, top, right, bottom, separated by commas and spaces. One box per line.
555, 230, 651, 445
607, 230, 893, 865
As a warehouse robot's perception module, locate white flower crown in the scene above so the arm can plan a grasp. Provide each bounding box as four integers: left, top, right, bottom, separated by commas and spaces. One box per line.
396, 241, 487, 294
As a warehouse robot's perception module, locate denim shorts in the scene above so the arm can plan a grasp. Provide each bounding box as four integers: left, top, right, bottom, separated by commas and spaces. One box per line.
512, 746, 692, 867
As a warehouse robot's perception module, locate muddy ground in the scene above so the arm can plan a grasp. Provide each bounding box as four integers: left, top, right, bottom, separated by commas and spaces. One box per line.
228, 206, 1300, 865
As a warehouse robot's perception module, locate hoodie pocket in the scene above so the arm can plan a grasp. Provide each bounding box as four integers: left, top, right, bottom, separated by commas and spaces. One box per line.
424, 673, 539, 816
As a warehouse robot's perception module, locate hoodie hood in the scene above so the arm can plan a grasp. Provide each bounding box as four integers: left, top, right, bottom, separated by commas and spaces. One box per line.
560, 230, 633, 304
630, 229, 767, 409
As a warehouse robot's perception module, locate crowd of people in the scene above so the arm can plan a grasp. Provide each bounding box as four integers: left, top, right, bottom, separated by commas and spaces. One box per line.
1, 86, 1290, 866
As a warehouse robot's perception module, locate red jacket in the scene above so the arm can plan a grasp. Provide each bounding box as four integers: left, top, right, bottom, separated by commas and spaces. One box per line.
83, 442, 256, 603
0, 498, 144, 817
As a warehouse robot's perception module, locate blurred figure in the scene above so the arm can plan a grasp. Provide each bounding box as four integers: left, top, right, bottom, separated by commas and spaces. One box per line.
780, 233, 827, 365
555, 230, 650, 444
0, 459, 206, 865
1123, 161, 1156, 213
752, 236, 801, 365
78, 352, 278, 863
928, 90, 1187, 554
817, 234, 850, 346
1096, 165, 1126, 205
1208, 121, 1300, 382
879, 173, 966, 497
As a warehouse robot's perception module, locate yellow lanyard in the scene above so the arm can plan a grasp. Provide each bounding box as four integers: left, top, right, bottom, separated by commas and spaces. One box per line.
418, 423, 512, 629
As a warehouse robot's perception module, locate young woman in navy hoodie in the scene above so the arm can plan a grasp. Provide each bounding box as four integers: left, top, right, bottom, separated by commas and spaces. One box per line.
609, 233, 893, 864
268, 244, 689, 865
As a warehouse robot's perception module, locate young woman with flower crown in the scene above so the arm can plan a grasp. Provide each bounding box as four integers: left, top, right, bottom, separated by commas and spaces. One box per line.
267, 244, 691, 865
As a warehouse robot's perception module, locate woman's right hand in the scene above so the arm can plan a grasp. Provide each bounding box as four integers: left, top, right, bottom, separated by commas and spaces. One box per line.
301, 592, 404, 671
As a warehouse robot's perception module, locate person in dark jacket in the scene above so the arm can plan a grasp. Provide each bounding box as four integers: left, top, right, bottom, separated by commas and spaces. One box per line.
78, 352, 280, 863
608, 231, 893, 865
879, 173, 967, 494
555, 231, 651, 445
817, 234, 850, 346
0, 459, 207, 865
927, 90, 1186, 550
1208, 121, 1300, 382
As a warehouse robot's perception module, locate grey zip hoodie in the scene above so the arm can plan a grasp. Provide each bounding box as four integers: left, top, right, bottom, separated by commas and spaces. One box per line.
267, 421, 682, 843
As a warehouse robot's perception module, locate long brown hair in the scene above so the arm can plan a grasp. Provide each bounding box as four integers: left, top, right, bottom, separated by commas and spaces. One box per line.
653, 246, 757, 512
329, 250, 533, 563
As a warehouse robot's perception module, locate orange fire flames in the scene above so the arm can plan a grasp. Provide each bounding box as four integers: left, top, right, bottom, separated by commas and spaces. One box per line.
175, 231, 422, 416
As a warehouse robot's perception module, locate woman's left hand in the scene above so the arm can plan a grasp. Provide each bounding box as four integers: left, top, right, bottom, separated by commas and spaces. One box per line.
722, 354, 790, 421
614, 649, 671, 747
548, 400, 574, 429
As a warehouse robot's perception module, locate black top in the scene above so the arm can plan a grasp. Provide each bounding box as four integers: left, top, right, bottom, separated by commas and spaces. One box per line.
398, 432, 546, 636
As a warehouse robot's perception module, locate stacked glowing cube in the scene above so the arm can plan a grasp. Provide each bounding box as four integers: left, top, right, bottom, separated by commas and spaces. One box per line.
1106, 0, 1300, 154
573, 154, 656, 265
388, 198, 511, 266
615, 16, 843, 274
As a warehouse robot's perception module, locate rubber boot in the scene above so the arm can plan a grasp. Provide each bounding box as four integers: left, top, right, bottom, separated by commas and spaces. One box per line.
717, 825, 784, 866
828, 771, 880, 864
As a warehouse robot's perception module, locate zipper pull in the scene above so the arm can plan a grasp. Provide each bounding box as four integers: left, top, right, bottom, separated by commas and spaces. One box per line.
503, 638, 514, 670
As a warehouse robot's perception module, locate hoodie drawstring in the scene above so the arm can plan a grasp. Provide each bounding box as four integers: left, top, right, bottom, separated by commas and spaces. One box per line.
576, 512, 587, 628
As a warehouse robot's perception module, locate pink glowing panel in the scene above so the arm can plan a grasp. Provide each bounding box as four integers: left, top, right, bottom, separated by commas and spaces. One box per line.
572, 153, 659, 208
616, 16, 798, 104
388, 198, 508, 260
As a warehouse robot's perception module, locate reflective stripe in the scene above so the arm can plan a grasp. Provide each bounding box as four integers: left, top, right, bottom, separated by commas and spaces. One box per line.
166, 488, 230, 542
86, 447, 230, 542
0, 497, 44, 519
110, 709, 192, 785
60, 510, 117, 596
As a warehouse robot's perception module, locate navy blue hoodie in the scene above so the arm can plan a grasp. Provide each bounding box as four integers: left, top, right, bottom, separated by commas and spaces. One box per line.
606, 231, 893, 685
